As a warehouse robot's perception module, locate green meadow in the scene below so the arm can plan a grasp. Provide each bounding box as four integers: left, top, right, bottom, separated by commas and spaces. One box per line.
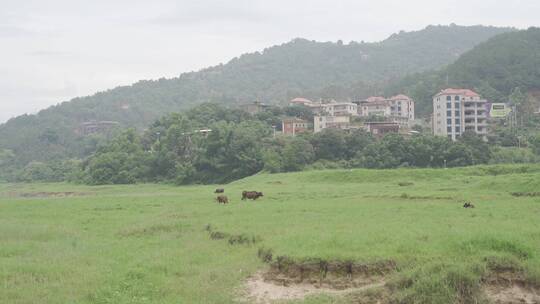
1, 165, 539, 303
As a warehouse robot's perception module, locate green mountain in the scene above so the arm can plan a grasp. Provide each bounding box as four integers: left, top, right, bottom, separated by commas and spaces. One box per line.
0, 25, 513, 166
385, 27, 540, 116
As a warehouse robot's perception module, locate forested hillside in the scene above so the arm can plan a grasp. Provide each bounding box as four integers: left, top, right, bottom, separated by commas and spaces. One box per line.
0, 25, 511, 166
385, 27, 540, 116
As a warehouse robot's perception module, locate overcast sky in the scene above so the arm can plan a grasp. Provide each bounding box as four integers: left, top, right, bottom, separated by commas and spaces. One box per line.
1, 0, 539, 123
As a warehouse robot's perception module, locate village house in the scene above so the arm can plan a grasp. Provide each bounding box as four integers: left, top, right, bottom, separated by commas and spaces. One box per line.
240, 101, 271, 114
363, 121, 400, 138
78, 120, 119, 136
355, 95, 415, 123
281, 118, 310, 135
314, 115, 351, 133
321, 101, 358, 116
432, 88, 488, 140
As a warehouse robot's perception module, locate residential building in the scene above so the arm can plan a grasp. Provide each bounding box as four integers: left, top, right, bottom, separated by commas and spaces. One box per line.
355, 95, 415, 123
282, 118, 309, 135
363, 122, 400, 138
289, 97, 325, 114
321, 101, 358, 116
357, 99, 392, 117
389, 95, 415, 120
240, 101, 271, 114
432, 88, 488, 140
290, 98, 358, 116
78, 120, 119, 136
290, 97, 314, 106
314, 115, 351, 133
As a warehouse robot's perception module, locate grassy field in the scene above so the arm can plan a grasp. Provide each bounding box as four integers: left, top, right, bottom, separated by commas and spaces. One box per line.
1, 165, 539, 303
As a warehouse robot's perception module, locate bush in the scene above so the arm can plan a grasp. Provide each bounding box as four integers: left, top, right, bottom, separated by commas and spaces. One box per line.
489, 147, 538, 164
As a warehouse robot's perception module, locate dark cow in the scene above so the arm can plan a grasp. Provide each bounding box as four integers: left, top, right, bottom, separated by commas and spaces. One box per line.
242, 191, 263, 200
215, 188, 224, 193
463, 202, 475, 208
216, 195, 229, 204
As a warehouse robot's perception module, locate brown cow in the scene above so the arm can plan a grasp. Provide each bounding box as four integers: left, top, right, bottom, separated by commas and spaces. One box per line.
215, 188, 224, 193
216, 195, 229, 204
242, 191, 263, 200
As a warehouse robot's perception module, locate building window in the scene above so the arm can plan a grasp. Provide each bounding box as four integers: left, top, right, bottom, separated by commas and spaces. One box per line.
455, 102, 460, 108
446, 96, 451, 101
455, 118, 460, 124
446, 111, 451, 117
455, 110, 460, 116
446, 102, 452, 109
447, 126, 452, 133
456, 126, 460, 133
455, 96, 460, 101
447, 118, 452, 125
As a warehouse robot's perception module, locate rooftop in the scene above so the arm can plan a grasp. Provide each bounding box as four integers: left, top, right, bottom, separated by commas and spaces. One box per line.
389, 94, 412, 101
435, 88, 480, 98
290, 97, 313, 104
283, 117, 308, 123
366, 96, 387, 102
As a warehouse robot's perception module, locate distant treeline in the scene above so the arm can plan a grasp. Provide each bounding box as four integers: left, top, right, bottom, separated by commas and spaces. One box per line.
2, 103, 538, 185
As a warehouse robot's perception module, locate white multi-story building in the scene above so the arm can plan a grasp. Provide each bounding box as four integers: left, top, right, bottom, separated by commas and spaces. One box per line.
357, 97, 392, 117
432, 88, 488, 140
355, 95, 415, 126
388, 95, 415, 121
321, 101, 358, 116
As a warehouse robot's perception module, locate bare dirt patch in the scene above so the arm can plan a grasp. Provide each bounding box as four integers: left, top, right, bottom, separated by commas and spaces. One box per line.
484, 284, 540, 304
483, 268, 540, 304
242, 272, 385, 303
241, 251, 395, 303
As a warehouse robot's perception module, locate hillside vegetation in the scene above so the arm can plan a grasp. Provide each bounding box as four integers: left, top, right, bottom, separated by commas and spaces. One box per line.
386, 27, 540, 116
1, 165, 539, 303
0, 25, 512, 166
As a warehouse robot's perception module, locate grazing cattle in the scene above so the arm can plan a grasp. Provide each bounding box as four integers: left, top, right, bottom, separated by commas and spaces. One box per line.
242, 191, 264, 200
215, 188, 224, 193
463, 202, 475, 208
216, 195, 229, 204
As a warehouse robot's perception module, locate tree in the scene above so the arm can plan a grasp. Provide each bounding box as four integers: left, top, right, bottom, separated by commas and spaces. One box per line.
310, 129, 347, 160
281, 137, 315, 171
530, 133, 540, 155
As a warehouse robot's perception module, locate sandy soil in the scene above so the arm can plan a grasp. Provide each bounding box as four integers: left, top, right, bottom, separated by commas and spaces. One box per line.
241, 272, 385, 303
484, 284, 540, 304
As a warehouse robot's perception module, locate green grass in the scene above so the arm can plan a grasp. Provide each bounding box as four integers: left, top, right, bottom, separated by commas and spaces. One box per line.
1, 164, 539, 303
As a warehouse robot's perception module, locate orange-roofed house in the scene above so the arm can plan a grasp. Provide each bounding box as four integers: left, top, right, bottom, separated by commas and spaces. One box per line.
432, 88, 488, 140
